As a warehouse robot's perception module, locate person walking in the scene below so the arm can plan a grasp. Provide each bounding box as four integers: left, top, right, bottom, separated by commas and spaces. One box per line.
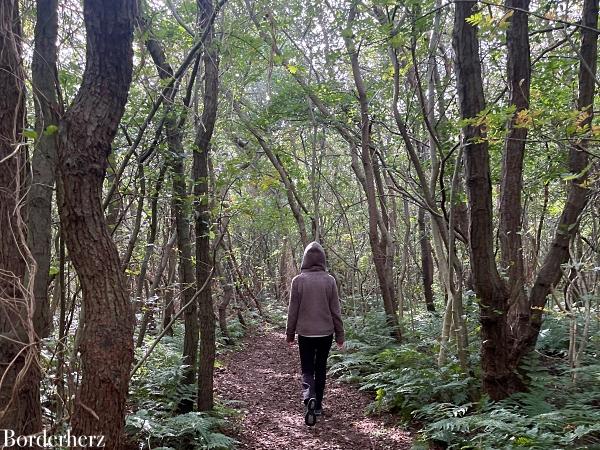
286, 241, 344, 426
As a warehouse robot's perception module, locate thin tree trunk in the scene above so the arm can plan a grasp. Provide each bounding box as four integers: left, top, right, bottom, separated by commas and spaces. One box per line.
135, 163, 168, 303
418, 208, 435, 312
56, 230, 67, 423
121, 164, 146, 270
136, 230, 177, 347
500, 0, 531, 342
344, 1, 400, 341
29, 0, 61, 340
216, 260, 233, 345
162, 247, 178, 337
143, 13, 200, 413
195, 0, 219, 411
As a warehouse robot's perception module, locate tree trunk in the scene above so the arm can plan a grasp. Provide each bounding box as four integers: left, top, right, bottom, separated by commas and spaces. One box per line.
521, 0, 598, 357
143, 12, 200, 413
418, 208, 435, 312
0, 0, 43, 438
57, 1, 136, 446
453, 0, 516, 399
162, 247, 178, 337
195, 0, 219, 411
500, 0, 531, 341
135, 163, 168, 304
29, 0, 61, 340
136, 230, 177, 347
344, 2, 400, 341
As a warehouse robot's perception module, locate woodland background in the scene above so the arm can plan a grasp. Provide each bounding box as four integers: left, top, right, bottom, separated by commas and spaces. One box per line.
0, 0, 599, 448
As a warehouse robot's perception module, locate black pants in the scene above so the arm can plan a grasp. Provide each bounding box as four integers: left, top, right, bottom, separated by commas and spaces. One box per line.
298, 334, 333, 408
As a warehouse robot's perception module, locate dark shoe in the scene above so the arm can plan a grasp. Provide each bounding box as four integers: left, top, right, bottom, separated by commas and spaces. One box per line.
305, 398, 317, 426
315, 400, 323, 416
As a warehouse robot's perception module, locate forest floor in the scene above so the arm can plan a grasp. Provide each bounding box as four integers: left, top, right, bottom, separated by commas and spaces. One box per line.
215, 326, 413, 450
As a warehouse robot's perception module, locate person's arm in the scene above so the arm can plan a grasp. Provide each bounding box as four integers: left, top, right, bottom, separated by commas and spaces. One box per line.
286, 276, 300, 342
328, 277, 344, 345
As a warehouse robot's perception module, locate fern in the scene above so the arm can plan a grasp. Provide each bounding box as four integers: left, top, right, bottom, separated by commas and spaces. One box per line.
329, 305, 600, 449
126, 410, 237, 450
127, 325, 237, 449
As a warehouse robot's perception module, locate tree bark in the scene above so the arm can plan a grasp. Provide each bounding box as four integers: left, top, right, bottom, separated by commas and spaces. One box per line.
500, 0, 531, 338
418, 208, 435, 312
195, 0, 219, 411
453, 0, 515, 399
0, 0, 43, 438
143, 12, 200, 413
57, 0, 136, 446
29, 0, 61, 339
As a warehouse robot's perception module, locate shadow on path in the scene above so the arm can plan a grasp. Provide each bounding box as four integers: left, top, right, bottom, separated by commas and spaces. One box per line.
215, 328, 412, 449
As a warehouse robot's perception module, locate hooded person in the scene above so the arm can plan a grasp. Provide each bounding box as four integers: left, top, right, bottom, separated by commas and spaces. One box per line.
286, 241, 344, 426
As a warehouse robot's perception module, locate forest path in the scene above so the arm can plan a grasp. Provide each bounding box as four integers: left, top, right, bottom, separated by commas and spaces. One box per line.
215, 327, 412, 450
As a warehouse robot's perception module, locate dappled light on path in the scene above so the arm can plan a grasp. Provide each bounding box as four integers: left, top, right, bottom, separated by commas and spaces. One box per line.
215, 329, 412, 449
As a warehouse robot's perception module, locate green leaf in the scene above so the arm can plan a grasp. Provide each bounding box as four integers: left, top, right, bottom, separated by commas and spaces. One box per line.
465, 12, 484, 26
44, 125, 59, 136
23, 128, 38, 140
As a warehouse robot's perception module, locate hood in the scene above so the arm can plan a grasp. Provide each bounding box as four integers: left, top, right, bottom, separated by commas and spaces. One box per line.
300, 241, 326, 271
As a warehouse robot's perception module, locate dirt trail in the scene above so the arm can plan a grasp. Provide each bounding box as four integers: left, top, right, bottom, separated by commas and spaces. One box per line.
215, 328, 412, 450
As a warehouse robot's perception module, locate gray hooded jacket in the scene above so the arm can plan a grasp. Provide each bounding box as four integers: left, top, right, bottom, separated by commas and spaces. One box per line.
286, 242, 344, 344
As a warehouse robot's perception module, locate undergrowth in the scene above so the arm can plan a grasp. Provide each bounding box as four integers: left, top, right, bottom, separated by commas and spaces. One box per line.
126, 322, 245, 450
329, 308, 600, 449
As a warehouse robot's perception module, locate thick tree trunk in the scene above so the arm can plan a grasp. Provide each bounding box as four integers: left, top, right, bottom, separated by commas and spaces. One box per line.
453, 0, 597, 399
0, 0, 43, 437
195, 0, 219, 411
57, 1, 136, 447
453, 0, 516, 399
